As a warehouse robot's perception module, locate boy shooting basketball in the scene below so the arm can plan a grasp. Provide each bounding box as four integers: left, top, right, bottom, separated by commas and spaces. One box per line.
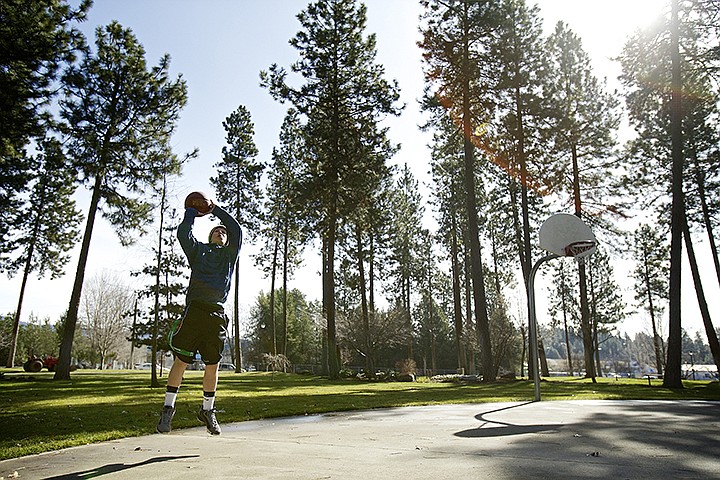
156, 192, 242, 435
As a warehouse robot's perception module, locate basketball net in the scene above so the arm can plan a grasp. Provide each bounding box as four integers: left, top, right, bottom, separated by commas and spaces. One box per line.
564, 240, 596, 262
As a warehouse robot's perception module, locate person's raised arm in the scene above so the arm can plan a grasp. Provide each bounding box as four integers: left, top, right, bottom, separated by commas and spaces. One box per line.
177, 207, 200, 262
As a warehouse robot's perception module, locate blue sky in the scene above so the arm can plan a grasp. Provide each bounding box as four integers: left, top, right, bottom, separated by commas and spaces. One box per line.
4, 0, 698, 340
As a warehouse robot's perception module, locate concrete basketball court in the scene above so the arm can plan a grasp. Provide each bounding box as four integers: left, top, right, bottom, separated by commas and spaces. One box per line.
1, 400, 719, 479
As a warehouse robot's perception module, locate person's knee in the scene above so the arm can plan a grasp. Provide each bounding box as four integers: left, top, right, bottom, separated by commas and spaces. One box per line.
173, 358, 190, 369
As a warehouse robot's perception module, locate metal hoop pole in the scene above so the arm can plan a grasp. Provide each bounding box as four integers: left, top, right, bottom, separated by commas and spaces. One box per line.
528, 253, 559, 401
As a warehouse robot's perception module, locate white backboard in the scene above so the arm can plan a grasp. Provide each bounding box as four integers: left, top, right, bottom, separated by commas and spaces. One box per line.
538, 213, 597, 257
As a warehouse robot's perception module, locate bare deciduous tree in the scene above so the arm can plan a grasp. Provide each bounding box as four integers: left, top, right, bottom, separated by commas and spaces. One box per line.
80, 271, 134, 369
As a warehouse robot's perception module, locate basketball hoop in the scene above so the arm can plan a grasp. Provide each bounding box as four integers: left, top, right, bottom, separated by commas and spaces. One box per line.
539, 213, 597, 259
564, 240, 597, 260
530, 214, 598, 401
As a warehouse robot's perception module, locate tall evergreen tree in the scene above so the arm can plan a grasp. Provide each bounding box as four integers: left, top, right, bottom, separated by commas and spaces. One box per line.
547, 261, 579, 376
211, 104, 263, 372
667, 0, 686, 388
335, 173, 395, 378
491, 0, 546, 285
541, 20, 621, 381
585, 247, 626, 376
261, 0, 401, 378
147, 175, 184, 386
247, 289, 321, 366
631, 224, 669, 376
0, 0, 89, 252
54, 22, 190, 380
427, 114, 468, 372
256, 109, 307, 356
129, 208, 188, 375
386, 164, 425, 359
414, 252, 454, 377
419, 0, 498, 381
617, 0, 720, 387
3, 139, 81, 367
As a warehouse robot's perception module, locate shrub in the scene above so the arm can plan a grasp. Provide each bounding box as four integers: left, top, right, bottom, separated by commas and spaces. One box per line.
339, 368, 358, 379
263, 353, 291, 372
395, 358, 416, 376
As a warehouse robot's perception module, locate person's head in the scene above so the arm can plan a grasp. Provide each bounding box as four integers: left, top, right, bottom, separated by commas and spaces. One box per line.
208, 225, 228, 246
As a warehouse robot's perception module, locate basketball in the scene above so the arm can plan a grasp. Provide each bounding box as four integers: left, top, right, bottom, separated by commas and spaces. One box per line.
184, 191, 214, 214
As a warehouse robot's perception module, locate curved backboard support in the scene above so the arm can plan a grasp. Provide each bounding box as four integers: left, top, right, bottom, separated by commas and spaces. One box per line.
530, 213, 598, 400
538, 213, 597, 259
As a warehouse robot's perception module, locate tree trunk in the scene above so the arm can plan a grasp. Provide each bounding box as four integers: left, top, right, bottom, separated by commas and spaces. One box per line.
356, 222, 375, 379
450, 205, 466, 372
538, 339, 550, 377
590, 258, 602, 378
6, 212, 40, 367
233, 270, 241, 371
682, 211, 720, 374
642, 247, 665, 376
130, 297, 137, 369
282, 221, 289, 356
464, 245, 475, 375
369, 231, 375, 313
462, 30, 493, 381
269, 235, 279, 355
234, 193, 242, 372
150, 176, 167, 388
323, 218, 339, 379
569, 140, 596, 382
519, 324, 526, 378
664, 0, 684, 389
55, 173, 103, 380
560, 269, 574, 377
578, 262, 596, 380
692, 143, 720, 294
594, 340, 604, 377
405, 264, 413, 359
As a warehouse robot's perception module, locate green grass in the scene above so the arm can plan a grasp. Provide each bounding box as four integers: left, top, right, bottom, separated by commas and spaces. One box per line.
1, 368, 718, 461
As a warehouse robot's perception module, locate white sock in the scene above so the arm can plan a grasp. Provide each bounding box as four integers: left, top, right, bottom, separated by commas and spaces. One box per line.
165, 387, 178, 407
203, 391, 215, 410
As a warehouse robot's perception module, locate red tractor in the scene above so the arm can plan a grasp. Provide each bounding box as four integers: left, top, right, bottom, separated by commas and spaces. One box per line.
23, 356, 59, 372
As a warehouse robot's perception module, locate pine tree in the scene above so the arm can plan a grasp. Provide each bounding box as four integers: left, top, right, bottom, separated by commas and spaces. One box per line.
492, 0, 547, 285
129, 209, 188, 377
54, 22, 190, 380
414, 240, 454, 377
211, 104, 264, 372
386, 164, 425, 359
212, 105, 263, 235
4, 139, 81, 367
541, 20, 621, 381
261, 0, 401, 378
335, 178, 393, 379
617, 0, 720, 387
427, 114, 468, 372
585, 248, 626, 376
419, 0, 499, 380
255, 109, 307, 357
247, 289, 321, 367
631, 224, 669, 376
547, 261, 579, 376
0, 0, 89, 250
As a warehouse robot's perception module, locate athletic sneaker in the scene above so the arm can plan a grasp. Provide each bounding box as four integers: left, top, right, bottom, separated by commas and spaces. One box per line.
197, 406, 221, 435
156, 405, 175, 433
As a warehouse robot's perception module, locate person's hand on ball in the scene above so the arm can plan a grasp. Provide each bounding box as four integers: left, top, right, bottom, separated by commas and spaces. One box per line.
184, 191, 215, 216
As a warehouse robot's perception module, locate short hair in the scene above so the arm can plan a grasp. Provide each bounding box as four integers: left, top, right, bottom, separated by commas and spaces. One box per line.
208, 225, 228, 246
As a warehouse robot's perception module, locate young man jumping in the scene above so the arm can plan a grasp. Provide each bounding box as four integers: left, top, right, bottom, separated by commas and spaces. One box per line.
156, 194, 242, 435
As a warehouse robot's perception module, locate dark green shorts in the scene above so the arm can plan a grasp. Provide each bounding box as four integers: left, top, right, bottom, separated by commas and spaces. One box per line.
169, 303, 228, 365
